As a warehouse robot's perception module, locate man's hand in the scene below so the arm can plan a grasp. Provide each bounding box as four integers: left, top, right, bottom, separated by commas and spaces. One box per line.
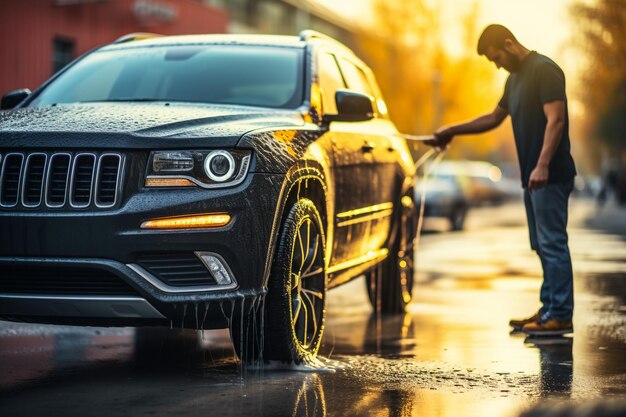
528, 164, 549, 192
425, 126, 455, 150
528, 100, 564, 193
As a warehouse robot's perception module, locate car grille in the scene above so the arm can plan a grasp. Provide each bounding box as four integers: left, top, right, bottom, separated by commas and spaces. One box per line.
0, 151, 123, 209
0, 264, 139, 296
137, 253, 218, 287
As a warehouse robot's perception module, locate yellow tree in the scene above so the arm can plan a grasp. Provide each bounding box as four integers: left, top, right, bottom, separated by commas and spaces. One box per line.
355, 0, 514, 162
354, 0, 441, 135
436, 3, 514, 161
571, 0, 626, 158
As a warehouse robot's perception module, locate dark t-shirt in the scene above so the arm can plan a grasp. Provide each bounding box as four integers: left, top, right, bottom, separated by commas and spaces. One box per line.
498, 51, 576, 188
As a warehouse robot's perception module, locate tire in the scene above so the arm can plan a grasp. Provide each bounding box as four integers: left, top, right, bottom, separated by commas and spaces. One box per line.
232, 198, 327, 364
449, 205, 466, 231
366, 194, 416, 315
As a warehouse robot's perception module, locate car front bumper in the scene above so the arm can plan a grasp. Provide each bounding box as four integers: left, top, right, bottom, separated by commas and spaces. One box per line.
0, 172, 284, 327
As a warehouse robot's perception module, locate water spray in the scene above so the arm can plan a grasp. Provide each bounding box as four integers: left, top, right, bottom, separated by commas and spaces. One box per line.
402, 134, 448, 241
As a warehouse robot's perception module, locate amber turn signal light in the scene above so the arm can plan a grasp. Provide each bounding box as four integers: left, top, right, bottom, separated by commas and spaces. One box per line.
145, 177, 195, 187
141, 213, 231, 229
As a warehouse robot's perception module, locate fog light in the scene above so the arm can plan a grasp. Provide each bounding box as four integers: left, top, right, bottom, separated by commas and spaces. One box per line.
140, 213, 231, 229
195, 252, 234, 285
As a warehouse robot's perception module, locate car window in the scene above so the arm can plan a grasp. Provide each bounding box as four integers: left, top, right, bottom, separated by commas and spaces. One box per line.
338, 58, 389, 117
364, 70, 390, 118
318, 53, 345, 114
30, 45, 305, 109
338, 58, 374, 97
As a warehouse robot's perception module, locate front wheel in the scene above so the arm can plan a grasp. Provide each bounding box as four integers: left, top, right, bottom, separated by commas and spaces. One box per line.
366, 194, 416, 315
232, 198, 327, 364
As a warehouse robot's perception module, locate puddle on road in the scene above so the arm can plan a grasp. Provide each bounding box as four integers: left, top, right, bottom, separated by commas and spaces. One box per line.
335, 353, 542, 397
1, 275, 625, 417
258, 356, 346, 373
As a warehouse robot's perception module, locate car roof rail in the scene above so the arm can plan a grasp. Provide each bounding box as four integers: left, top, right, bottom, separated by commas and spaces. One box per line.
299, 30, 336, 43
113, 32, 163, 44
299, 30, 354, 54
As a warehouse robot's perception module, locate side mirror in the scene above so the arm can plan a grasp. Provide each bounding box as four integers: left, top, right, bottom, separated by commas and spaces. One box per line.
323, 89, 375, 123
1, 88, 32, 110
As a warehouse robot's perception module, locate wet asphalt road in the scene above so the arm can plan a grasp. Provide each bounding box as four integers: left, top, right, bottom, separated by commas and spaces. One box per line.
1, 197, 625, 417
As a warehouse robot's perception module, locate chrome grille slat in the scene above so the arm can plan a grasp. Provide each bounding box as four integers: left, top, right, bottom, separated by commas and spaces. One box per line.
95, 153, 122, 208
0, 151, 123, 210
0, 153, 24, 207
70, 153, 96, 208
21, 153, 47, 207
45, 153, 71, 207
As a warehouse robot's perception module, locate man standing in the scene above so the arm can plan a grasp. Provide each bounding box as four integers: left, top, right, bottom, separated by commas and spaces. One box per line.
430, 24, 576, 336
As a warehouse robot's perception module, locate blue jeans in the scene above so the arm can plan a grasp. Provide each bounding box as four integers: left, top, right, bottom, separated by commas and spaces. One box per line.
523, 180, 574, 321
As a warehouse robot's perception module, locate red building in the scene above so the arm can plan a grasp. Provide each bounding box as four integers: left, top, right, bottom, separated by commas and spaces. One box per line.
0, 0, 229, 95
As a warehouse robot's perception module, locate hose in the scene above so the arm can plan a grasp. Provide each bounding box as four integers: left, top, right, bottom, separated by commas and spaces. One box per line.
402, 134, 448, 257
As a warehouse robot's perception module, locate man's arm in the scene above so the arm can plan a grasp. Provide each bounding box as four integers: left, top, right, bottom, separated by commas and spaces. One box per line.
429, 105, 508, 148
527, 100, 565, 191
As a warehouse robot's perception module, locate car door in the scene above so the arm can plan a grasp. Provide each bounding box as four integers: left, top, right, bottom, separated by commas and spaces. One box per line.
335, 57, 397, 257
317, 51, 376, 268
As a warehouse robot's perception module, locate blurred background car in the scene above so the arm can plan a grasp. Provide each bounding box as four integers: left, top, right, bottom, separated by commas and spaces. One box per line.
430, 160, 519, 206
414, 158, 524, 232
415, 173, 469, 231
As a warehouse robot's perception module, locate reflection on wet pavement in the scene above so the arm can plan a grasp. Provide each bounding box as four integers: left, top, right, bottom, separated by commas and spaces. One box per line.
0, 199, 625, 416
525, 336, 573, 397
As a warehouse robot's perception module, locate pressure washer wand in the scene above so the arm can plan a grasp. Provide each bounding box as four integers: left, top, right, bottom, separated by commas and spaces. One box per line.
401, 134, 442, 173
404, 134, 436, 142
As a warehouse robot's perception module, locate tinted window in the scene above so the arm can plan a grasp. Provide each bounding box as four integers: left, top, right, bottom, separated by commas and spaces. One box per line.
338, 58, 374, 96
339, 58, 389, 117
318, 53, 345, 114
31, 45, 304, 109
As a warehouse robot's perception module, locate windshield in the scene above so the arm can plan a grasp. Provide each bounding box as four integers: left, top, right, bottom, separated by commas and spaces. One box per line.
29, 44, 305, 109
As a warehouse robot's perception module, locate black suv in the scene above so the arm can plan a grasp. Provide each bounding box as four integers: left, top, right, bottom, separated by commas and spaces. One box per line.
0, 31, 417, 363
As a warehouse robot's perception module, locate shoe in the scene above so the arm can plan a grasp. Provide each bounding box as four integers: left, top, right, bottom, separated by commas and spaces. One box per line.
509, 311, 542, 330
522, 318, 573, 336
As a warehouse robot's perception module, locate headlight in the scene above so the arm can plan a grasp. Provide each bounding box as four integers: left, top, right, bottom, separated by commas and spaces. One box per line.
146, 149, 251, 188
153, 151, 194, 172
204, 151, 235, 182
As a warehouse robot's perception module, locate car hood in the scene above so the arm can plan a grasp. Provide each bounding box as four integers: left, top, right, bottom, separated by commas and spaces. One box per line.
0, 102, 305, 149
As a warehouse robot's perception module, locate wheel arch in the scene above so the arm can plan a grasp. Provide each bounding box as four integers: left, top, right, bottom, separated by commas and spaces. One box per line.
262, 160, 334, 289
